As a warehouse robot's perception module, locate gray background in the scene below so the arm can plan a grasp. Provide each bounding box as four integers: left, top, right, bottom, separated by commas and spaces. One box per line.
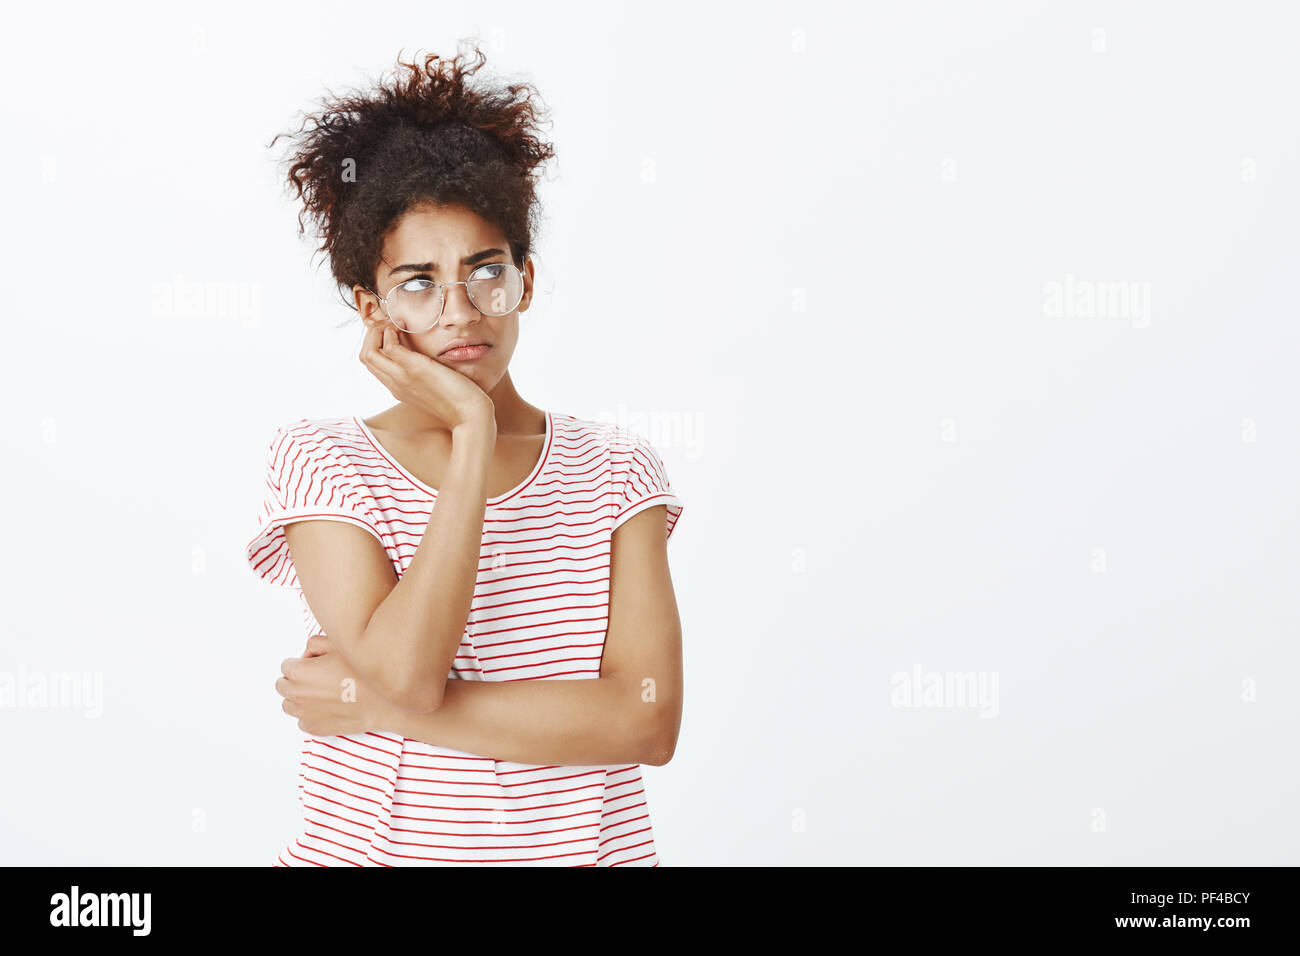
0, 0, 1295, 864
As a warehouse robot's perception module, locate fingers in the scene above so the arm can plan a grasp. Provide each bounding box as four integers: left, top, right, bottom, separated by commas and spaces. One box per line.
361, 321, 438, 406
378, 324, 420, 370
304, 633, 329, 657
360, 321, 403, 381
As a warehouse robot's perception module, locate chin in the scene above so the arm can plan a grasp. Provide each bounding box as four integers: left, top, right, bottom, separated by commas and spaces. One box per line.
450, 364, 489, 385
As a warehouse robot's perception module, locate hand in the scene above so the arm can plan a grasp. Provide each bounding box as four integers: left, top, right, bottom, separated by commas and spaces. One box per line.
276, 633, 401, 737
359, 319, 495, 432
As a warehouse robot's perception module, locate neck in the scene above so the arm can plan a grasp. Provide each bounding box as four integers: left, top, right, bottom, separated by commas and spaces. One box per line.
484, 371, 545, 436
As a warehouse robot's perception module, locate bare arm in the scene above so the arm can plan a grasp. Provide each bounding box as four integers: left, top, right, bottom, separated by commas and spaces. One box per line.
374, 504, 684, 765
283, 419, 494, 713
387, 673, 657, 766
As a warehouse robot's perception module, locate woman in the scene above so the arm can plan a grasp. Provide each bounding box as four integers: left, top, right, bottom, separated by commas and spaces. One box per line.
246, 44, 684, 866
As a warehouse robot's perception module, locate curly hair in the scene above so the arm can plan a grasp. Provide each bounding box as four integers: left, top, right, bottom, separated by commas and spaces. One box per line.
270, 40, 556, 313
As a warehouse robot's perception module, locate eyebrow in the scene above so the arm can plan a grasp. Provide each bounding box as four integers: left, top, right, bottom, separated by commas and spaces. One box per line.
388, 248, 506, 276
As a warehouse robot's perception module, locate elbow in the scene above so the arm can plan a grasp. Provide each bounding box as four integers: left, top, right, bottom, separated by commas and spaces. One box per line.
358, 627, 445, 713
388, 672, 444, 714
641, 725, 678, 767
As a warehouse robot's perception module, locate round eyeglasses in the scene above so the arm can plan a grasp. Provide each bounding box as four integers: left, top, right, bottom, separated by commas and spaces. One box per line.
367, 261, 526, 333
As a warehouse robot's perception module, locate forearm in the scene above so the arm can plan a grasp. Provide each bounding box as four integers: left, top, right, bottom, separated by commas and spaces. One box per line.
383, 674, 659, 767
354, 423, 495, 710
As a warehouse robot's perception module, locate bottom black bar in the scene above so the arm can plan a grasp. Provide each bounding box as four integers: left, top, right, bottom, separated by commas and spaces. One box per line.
2, 865, 1292, 942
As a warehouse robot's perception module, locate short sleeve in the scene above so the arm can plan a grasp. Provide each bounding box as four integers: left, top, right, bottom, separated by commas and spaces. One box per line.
245, 422, 386, 588
612, 432, 684, 541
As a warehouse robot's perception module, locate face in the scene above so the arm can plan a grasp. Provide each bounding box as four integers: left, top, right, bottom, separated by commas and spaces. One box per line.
352, 202, 533, 395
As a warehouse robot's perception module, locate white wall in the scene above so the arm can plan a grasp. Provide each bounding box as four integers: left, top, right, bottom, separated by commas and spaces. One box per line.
0, 0, 1296, 865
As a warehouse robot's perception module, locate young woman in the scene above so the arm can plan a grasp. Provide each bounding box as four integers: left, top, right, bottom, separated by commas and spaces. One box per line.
246, 44, 684, 866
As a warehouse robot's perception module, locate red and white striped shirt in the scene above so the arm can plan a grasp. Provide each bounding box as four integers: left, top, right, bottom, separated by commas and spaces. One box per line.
246, 410, 682, 866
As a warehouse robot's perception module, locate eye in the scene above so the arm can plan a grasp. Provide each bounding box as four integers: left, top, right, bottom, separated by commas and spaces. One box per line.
399, 277, 437, 293
470, 262, 506, 280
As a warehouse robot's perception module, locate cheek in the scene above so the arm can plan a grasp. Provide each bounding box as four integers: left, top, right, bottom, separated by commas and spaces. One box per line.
495, 323, 520, 357
402, 331, 441, 359
489, 340, 515, 369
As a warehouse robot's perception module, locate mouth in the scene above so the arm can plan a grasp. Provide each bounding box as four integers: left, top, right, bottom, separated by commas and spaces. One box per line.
439, 342, 492, 361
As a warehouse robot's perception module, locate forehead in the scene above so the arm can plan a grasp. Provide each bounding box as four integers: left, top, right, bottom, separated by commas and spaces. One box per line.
382, 203, 504, 261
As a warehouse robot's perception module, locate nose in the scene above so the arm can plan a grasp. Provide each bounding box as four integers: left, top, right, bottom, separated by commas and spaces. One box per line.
436, 281, 481, 331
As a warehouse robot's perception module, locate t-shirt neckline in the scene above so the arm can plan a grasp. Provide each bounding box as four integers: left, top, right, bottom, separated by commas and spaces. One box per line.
351, 410, 552, 506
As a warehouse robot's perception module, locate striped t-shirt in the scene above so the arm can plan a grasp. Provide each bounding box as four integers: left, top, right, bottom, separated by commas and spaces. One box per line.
245, 410, 683, 866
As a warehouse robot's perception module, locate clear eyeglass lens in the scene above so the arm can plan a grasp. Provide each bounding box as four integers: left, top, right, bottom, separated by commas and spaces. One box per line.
384, 264, 523, 332
466, 263, 524, 317
386, 279, 442, 332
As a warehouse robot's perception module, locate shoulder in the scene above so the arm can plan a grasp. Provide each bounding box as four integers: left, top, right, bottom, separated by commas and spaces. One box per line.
267, 416, 359, 446
261, 416, 369, 479
555, 414, 673, 501
263, 416, 365, 453
554, 412, 658, 457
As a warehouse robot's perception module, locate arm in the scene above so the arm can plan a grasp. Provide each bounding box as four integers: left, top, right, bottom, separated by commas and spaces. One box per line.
377, 504, 684, 765
283, 419, 496, 713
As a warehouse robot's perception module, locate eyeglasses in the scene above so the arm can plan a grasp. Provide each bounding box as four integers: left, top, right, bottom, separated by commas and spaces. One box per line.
366, 261, 526, 333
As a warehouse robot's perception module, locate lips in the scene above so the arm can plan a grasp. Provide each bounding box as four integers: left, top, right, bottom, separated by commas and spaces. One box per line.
439, 339, 491, 356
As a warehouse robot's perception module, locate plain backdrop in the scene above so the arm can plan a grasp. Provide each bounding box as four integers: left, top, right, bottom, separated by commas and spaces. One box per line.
1, 0, 1296, 865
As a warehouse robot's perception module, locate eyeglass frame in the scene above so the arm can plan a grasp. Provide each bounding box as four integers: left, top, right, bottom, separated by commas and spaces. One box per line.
363, 259, 528, 333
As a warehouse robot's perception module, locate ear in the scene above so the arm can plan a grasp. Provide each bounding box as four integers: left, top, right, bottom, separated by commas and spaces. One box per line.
353, 284, 381, 322
518, 257, 535, 312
